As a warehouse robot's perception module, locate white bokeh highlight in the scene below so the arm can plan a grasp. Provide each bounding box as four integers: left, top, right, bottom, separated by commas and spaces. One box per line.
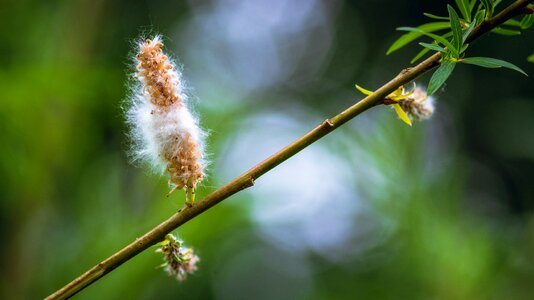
179, 0, 336, 107
218, 110, 385, 261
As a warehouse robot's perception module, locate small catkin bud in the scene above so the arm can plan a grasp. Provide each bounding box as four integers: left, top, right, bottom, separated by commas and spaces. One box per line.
127, 35, 206, 201
156, 234, 200, 281
398, 87, 435, 121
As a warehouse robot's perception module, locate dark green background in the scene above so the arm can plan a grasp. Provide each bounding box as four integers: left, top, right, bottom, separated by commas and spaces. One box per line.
1, 0, 533, 299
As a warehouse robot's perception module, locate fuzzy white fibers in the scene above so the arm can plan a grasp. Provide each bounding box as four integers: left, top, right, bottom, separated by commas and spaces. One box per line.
126, 36, 206, 190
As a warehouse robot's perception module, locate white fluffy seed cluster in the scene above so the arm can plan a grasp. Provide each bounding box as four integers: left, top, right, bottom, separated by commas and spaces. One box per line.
399, 87, 435, 121
127, 36, 206, 192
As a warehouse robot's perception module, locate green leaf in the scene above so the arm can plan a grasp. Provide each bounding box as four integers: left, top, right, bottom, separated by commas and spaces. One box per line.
448, 5, 463, 54
455, 0, 472, 22
428, 60, 456, 95
528, 53, 534, 63
469, 0, 477, 12
411, 47, 431, 64
503, 19, 522, 27
387, 22, 450, 55
423, 13, 449, 20
520, 15, 534, 30
397, 27, 457, 56
461, 57, 527, 76
474, 9, 486, 23
480, 0, 492, 10
410, 32, 453, 64
419, 42, 447, 53
492, 27, 521, 36
462, 20, 477, 42
480, 0, 494, 18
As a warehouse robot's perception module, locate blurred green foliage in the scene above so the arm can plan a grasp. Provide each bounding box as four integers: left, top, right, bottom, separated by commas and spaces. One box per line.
1, 0, 534, 299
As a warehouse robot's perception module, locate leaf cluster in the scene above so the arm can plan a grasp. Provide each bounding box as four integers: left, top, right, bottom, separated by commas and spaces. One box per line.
387, 0, 533, 94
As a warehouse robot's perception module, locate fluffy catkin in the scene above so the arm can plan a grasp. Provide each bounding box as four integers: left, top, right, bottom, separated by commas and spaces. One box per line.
128, 36, 205, 193
399, 87, 435, 121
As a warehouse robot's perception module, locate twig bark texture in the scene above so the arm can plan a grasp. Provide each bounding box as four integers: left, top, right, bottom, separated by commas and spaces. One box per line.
46, 1, 534, 298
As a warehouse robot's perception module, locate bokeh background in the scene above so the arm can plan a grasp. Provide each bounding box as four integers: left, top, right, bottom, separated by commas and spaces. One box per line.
1, 0, 534, 299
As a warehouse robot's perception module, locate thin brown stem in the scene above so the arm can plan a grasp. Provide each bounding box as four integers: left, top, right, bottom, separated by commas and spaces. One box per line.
45, 1, 534, 299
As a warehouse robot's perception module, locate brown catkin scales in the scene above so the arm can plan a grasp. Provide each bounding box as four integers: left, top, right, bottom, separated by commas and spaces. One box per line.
136, 38, 180, 107
156, 234, 200, 282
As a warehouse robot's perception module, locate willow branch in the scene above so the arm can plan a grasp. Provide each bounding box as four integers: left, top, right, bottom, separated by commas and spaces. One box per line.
46, 1, 534, 299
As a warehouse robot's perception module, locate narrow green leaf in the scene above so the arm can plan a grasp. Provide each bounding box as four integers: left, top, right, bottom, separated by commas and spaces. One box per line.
411, 47, 431, 64
461, 57, 527, 76
397, 27, 457, 55
503, 19, 522, 27
474, 9, 486, 23
469, 0, 477, 12
480, 0, 491, 11
462, 20, 477, 42
520, 15, 534, 30
528, 53, 534, 63
423, 13, 449, 20
455, 0, 472, 22
419, 42, 447, 53
448, 5, 463, 55
492, 27, 521, 36
387, 22, 450, 55
411, 32, 453, 63
480, 0, 494, 17
428, 60, 456, 95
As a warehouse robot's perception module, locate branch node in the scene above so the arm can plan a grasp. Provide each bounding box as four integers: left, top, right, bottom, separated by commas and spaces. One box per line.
400, 68, 412, 75
246, 177, 255, 188
323, 119, 334, 128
